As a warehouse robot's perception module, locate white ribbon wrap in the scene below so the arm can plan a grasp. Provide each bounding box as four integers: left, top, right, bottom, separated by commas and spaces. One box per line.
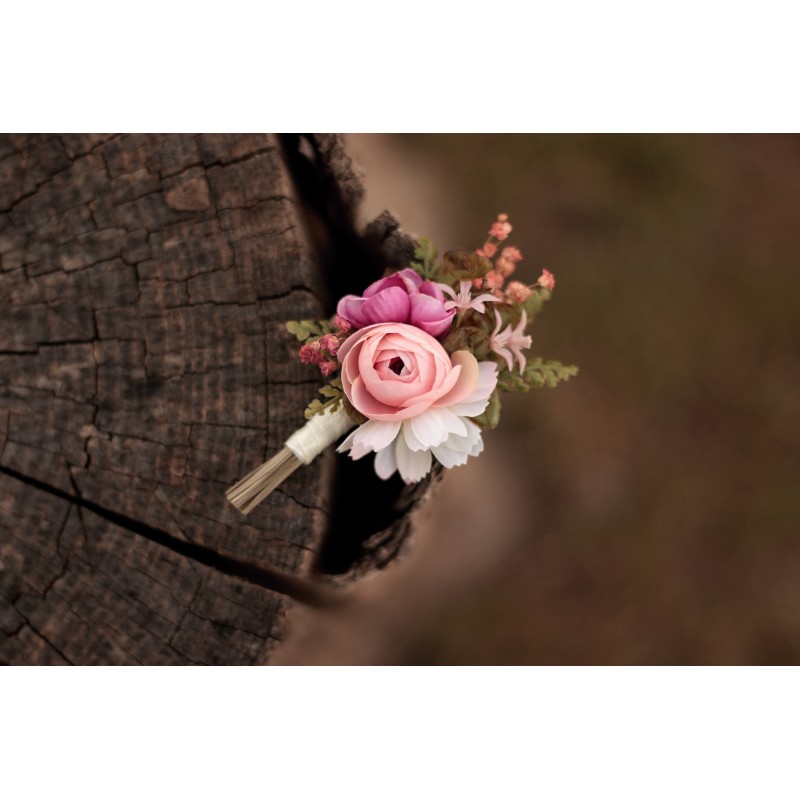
285, 405, 355, 465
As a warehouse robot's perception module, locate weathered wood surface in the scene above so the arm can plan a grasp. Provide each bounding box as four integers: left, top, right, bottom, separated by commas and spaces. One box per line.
0, 133, 425, 665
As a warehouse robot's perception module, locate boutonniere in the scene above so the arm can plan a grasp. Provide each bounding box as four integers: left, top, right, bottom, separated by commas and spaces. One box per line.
227, 214, 577, 513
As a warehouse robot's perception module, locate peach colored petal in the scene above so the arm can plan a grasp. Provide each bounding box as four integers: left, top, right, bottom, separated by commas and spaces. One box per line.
471, 360, 498, 401
434, 350, 479, 408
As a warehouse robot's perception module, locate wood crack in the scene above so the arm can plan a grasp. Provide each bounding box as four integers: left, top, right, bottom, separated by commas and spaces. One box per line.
0, 463, 342, 609
9, 620, 73, 665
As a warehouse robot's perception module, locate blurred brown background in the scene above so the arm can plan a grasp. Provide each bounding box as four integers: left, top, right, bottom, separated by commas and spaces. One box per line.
275, 134, 800, 665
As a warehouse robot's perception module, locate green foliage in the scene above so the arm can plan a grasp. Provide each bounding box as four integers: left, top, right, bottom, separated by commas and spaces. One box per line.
439, 250, 492, 283
484, 288, 551, 330
410, 243, 493, 285
286, 319, 333, 343
304, 378, 344, 419
343, 399, 367, 425
471, 389, 501, 430
497, 358, 579, 393
441, 325, 491, 359
460, 307, 496, 334
489, 302, 516, 328
409, 237, 439, 280
521, 289, 551, 323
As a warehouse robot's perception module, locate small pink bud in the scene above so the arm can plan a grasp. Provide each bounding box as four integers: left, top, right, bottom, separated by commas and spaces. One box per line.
319, 333, 341, 356
484, 270, 504, 290
497, 213, 508, 222
506, 281, 532, 303
537, 269, 556, 291
319, 360, 337, 377
332, 314, 352, 333
501, 246, 523, 263
299, 341, 323, 365
472, 277, 485, 290
495, 255, 518, 278
477, 242, 497, 258
490, 221, 512, 241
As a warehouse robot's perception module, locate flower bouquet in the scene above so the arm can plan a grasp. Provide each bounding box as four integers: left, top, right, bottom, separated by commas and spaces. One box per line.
226, 215, 576, 514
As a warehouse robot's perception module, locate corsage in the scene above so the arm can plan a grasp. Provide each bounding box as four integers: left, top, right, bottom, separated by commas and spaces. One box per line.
227, 214, 576, 514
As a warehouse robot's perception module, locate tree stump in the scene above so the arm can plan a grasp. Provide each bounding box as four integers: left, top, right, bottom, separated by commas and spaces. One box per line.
0, 134, 430, 665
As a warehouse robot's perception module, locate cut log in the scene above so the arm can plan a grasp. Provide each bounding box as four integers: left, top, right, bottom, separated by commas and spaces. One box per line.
0, 133, 431, 665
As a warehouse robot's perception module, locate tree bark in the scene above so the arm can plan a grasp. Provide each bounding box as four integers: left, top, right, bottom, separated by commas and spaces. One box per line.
0, 133, 430, 665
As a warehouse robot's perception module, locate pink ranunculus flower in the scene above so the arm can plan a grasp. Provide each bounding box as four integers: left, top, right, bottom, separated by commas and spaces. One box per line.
336, 322, 498, 483
336, 268, 456, 339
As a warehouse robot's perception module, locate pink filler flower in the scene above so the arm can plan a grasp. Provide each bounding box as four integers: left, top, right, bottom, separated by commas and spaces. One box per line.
490, 215, 512, 241
495, 246, 523, 277
537, 269, 556, 291
336, 323, 497, 483
506, 281, 532, 303
491, 310, 532, 373
337, 268, 455, 339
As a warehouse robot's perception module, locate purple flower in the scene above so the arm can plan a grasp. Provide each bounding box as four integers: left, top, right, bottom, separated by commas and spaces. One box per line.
336, 268, 455, 338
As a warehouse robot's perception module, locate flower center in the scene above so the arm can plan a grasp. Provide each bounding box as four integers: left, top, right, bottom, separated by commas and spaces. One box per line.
388, 357, 405, 375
